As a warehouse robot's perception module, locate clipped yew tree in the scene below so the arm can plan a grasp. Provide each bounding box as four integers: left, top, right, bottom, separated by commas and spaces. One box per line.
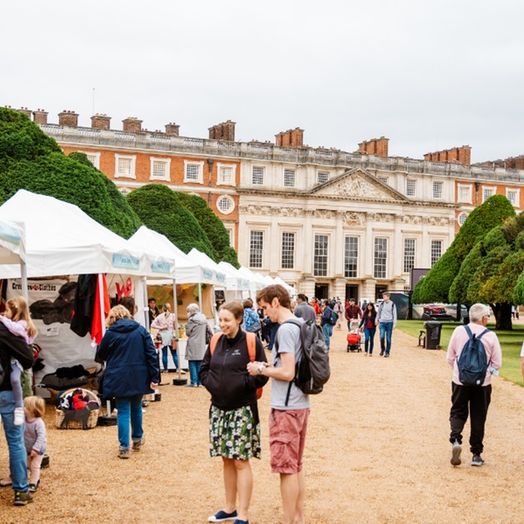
0, 108, 142, 238
126, 184, 216, 257
175, 192, 239, 267
450, 213, 524, 329
412, 195, 515, 304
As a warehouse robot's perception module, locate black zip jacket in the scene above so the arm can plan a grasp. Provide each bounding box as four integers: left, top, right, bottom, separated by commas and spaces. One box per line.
199, 329, 268, 418
0, 323, 34, 390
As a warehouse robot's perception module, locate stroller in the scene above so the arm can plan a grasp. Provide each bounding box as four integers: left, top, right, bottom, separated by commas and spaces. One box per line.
346, 319, 362, 352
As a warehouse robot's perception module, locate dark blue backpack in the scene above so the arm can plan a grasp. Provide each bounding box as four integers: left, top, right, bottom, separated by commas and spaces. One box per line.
457, 325, 489, 386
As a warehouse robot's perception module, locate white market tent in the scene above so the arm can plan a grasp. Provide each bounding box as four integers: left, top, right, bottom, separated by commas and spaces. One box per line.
217, 261, 251, 301
187, 248, 227, 287
0, 218, 25, 264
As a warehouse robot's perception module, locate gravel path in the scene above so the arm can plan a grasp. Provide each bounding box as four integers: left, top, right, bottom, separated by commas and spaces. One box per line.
1, 327, 523, 523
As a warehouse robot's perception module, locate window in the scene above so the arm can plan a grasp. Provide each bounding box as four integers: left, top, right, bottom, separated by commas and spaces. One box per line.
317, 171, 329, 184
216, 195, 235, 215
431, 240, 442, 266
184, 161, 204, 183
433, 181, 443, 199
81, 151, 100, 169
281, 232, 295, 269
226, 226, 233, 245
406, 179, 416, 197
249, 231, 264, 268
115, 154, 136, 179
403, 239, 416, 273
284, 169, 295, 187
374, 237, 388, 279
252, 166, 265, 185
458, 184, 472, 203
313, 234, 328, 276
506, 188, 520, 207
344, 236, 358, 278
217, 163, 236, 185
458, 212, 468, 226
150, 158, 170, 181
482, 186, 495, 202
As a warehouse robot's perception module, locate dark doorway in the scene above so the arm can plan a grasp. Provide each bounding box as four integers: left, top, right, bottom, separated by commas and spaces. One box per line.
315, 284, 329, 300
345, 284, 359, 302
376, 285, 388, 301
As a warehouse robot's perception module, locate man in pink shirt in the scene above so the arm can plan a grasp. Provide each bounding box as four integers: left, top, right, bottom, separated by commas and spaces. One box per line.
446, 303, 502, 468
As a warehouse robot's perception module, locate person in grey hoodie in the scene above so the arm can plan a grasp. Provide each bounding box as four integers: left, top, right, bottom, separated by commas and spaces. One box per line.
376, 292, 397, 357
185, 303, 211, 387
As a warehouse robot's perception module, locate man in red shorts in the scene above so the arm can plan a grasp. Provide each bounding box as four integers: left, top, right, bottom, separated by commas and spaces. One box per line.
248, 284, 309, 524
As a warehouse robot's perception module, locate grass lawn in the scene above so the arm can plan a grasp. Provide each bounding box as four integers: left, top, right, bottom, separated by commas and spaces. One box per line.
396, 320, 524, 387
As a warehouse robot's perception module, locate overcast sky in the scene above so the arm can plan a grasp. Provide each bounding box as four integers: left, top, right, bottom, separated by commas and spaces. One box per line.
1, 0, 523, 163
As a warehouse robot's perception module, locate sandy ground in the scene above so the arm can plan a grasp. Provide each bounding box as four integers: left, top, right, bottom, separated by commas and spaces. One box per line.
1, 327, 523, 524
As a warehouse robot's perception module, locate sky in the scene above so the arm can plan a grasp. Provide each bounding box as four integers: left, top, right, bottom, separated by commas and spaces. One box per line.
1, 0, 523, 163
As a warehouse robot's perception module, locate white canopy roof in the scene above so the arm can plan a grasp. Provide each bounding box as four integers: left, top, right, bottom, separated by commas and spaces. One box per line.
0, 190, 175, 278
218, 261, 251, 291
0, 218, 25, 264
187, 248, 227, 287
129, 226, 216, 284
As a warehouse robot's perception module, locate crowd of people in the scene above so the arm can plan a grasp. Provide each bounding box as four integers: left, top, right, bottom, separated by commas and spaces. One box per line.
0, 286, 520, 524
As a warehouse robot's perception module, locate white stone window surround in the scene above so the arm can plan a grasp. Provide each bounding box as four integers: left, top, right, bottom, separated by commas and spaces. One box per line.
184, 160, 204, 184
249, 230, 264, 268
149, 157, 171, 181
432, 181, 443, 199
406, 179, 416, 197
317, 171, 329, 185
458, 212, 468, 226
281, 231, 296, 270
115, 154, 136, 179
252, 165, 265, 185
79, 151, 100, 169
457, 183, 472, 204
313, 232, 330, 277
506, 187, 520, 207
482, 185, 496, 202
373, 236, 388, 279
217, 163, 237, 186
216, 195, 235, 215
283, 168, 296, 188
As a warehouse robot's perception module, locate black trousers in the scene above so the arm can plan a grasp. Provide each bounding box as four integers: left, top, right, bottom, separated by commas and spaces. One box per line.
449, 382, 491, 455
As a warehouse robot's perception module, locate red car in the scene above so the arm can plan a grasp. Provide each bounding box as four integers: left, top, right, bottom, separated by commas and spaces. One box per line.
422, 304, 448, 320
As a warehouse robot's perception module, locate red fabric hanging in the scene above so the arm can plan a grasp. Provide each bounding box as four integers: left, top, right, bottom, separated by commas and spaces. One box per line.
91, 274, 110, 345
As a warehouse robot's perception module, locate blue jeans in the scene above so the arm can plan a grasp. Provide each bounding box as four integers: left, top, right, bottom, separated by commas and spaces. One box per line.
0, 390, 28, 492
363, 327, 376, 354
115, 396, 143, 450
379, 322, 393, 355
322, 323, 333, 350
188, 360, 202, 386
161, 346, 179, 371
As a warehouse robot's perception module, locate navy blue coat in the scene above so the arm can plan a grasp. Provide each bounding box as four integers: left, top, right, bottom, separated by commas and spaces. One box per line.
96, 319, 160, 398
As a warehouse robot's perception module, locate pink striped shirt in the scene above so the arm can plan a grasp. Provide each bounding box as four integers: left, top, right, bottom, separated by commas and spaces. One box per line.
446, 322, 502, 386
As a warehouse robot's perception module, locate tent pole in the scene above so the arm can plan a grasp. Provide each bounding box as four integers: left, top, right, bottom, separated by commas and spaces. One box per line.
20, 262, 28, 302
172, 279, 181, 377
142, 276, 149, 330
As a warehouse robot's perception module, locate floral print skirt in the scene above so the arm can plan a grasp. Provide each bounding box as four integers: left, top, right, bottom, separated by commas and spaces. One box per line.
209, 404, 261, 460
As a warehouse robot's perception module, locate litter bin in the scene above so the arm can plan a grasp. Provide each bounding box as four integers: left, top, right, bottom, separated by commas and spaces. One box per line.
424, 321, 442, 349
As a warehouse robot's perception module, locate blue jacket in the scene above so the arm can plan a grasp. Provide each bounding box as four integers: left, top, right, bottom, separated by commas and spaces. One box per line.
96, 319, 160, 398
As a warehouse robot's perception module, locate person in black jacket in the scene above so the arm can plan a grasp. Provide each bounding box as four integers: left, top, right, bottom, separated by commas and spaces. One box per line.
200, 301, 268, 524
96, 305, 159, 459
359, 302, 377, 356
0, 322, 34, 506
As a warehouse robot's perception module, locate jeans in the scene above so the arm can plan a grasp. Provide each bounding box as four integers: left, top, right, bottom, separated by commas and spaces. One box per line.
115, 396, 143, 450
161, 346, 179, 371
322, 323, 333, 350
449, 383, 492, 455
188, 360, 202, 386
363, 327, 376, 354
379, 322, 393, 355
0, 390, 28, 492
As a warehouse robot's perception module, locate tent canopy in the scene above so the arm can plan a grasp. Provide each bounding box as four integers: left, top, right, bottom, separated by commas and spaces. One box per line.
187, 248, 226, 287
217, 261, 250, 291
0, 190, 174, 278
0, 218, 25, 264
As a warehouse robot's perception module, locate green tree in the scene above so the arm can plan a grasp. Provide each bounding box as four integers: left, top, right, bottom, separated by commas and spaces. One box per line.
0, 109, 142, 238
412, 195, 515, 304
126, 184, 216, 257
175, 192, 239, 267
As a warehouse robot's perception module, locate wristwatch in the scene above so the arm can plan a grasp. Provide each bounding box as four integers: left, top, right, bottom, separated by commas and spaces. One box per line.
257, 362, 266, 375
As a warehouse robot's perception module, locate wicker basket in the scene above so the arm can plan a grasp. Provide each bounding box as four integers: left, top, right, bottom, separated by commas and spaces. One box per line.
55, 388, 101, 430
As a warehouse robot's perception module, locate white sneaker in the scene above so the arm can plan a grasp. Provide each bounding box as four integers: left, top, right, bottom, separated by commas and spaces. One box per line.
14, 407, 25, 426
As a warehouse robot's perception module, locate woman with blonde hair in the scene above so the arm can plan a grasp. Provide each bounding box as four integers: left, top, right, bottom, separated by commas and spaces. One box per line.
151, 303, 179, 373
97, 304, 160, 459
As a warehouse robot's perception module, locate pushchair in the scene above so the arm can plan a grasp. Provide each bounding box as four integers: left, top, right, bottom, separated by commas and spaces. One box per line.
346, 319, 362, 352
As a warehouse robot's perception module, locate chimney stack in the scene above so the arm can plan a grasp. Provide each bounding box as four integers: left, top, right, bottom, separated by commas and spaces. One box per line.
358, 137, 389, 158
91, 113, 111, 130
208, 120, 236, 141
122, 117, 143, 133
58, 110, 79, 128
424, 145, 471, 166
32, 109, 48, 125
18, 107, 32, 120
165, 122, 180, 136
275, 128, 304, 148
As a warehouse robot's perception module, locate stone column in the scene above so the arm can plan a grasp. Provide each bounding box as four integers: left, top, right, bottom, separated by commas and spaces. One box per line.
362, 277, 377, 302
303, 211, 313, 274
333, 277, 346, 300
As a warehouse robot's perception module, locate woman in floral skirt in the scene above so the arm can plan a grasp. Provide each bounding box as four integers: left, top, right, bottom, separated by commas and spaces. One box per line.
200, 301, 268, 524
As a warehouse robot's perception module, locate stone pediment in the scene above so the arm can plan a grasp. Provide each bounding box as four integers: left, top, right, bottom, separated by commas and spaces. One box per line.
311, 169, 408, 202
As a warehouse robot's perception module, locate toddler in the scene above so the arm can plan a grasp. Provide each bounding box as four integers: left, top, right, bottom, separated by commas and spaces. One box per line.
0, 296, 37, 425
24, 396, 47, 492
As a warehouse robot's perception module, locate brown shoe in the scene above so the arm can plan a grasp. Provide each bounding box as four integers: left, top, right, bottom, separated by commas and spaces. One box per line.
132, 438, 144, 452
118, 448, 130, 459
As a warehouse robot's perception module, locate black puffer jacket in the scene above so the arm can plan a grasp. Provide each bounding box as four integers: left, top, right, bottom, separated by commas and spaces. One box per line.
199, 329, 268, 417
0, 323, 33, 390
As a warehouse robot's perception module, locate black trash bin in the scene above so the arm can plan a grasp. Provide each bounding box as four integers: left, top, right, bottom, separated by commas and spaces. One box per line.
424, 321, 442, 349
